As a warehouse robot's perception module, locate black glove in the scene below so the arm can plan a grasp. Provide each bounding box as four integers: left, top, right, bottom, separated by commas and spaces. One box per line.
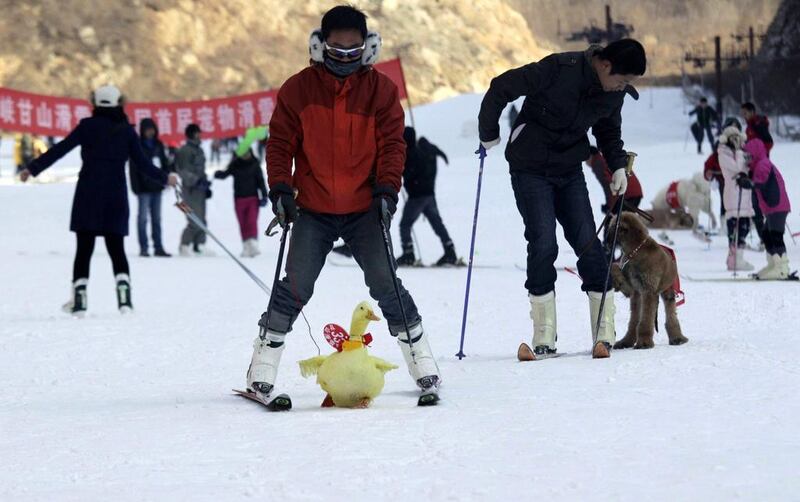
735, 173, 753, 189
213, 170, 226, 179
269, 182, 298, 224
205, 188, 213, 199
371, 184, 398, 225
259, 197, 268, 208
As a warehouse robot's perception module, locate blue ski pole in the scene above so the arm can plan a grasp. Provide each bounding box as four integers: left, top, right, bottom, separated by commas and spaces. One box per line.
456, 145, 487, 360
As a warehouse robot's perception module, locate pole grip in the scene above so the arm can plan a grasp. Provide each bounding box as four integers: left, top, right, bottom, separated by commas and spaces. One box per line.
625, 151, 638, 176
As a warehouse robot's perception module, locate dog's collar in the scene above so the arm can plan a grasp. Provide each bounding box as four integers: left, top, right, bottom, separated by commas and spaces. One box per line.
620, 239, 648, 269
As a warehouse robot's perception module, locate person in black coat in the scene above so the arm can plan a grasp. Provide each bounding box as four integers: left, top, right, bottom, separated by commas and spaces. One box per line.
20, 85, 177, 316
396, 126, 458, 266
689, 97, 719, 154
214, 148, 268, 257
129, 117, 173, 257
478, 39, 646, 359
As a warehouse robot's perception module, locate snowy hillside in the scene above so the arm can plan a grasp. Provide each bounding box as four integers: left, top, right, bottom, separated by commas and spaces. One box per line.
1, 87, 799, 501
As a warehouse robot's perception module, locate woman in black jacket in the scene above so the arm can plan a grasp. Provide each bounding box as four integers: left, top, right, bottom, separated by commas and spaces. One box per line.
20, 85, 177, 316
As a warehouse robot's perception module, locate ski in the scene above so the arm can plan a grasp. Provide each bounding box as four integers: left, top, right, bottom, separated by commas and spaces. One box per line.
232, 388, 292, 411
327, 256, 499, 269
681, 271, 799, 283
418, 390, 440, 406
517, 342, 561, 361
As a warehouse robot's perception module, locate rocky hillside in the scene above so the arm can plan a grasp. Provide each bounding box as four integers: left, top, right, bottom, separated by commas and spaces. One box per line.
508, 0, 781, 78
0, 0, 551, 105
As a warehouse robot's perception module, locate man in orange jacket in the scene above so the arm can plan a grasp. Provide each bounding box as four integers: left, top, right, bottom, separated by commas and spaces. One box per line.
245, 5, 440, 408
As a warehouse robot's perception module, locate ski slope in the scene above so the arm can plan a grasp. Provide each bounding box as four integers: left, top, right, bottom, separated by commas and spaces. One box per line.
1, 87, 799, 501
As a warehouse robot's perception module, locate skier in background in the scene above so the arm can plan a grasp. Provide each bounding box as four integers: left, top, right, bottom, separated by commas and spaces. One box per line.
214, 147, 268, 258
129, 118, 173, 257
396, 126, 458, 266
689, 97, 718, 154
19, 85, 177, 316
175, 123, 213, 256
479, 39, 647, 360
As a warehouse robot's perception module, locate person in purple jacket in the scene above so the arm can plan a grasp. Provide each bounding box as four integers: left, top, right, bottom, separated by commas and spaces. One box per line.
737, 138, 792, 279
19, 85, 178, 316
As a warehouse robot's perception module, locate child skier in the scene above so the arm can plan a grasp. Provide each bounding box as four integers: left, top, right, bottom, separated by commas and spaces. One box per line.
19, 85, 177, 316
214, 148, 268, 257
245, 5, 440, 409
478, 39, 647, 359
738, 138, 792, 279
716, 120, 754, 271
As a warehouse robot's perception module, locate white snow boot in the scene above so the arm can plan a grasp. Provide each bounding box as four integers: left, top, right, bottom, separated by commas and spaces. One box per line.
115, 274, 133, 314
755, 253, 776, 278
61, 278, 88, 317
194, 243, 216, 257
727, 246, 754, 272
396, 323, 440, 391
246, 330, 286, 397
248, 239, 261, 257
588, 291, 616, 359
179, 244, 193, 257
758, 253, 789, 280
529, 291, 557, 358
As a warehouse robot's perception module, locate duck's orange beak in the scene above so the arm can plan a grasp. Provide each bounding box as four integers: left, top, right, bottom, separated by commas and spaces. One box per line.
367, 311, 381, 321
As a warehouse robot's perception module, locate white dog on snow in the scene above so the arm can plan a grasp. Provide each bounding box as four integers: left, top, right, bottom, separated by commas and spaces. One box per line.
650, 172, 717, 231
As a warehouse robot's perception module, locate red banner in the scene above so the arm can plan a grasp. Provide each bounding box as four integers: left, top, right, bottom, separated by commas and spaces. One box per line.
0, 58, 409, 145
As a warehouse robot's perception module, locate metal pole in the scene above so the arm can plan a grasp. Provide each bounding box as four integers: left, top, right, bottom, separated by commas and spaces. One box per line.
715, 36, 723, 125
456, 146, 487, 359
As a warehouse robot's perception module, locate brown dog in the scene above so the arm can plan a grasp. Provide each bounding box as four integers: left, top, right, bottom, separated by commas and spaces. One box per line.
609, 213, 688, 349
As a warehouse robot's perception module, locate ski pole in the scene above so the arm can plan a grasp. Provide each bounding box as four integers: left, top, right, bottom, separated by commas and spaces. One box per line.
732, 185, 744, 277
261, 199, 291, 341
174, 185, 272, 295
377, 200, 416, 363
456, 145, 487, 360
594, 152, 637, 344
786, 223, 797, 245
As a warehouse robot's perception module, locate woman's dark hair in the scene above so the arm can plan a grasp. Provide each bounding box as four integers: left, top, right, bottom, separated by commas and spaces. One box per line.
723, 117, 742, 130
321, 5, 368, 40
92, 106, 129, 124
741, 102, 756, 112
597, 39, 647, 76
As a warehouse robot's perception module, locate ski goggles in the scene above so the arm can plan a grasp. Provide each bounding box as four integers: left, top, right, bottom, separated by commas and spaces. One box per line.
324, 42, 365, 60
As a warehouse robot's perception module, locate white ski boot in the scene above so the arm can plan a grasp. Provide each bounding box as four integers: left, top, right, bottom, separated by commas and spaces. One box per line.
519, 291, 558, 360
396, 323, 440, 405
758, 253, 790, 280
248, 239, 261, 257
727, 246, 754, 272
194, 243, 216, 257
179, 244, 193, 257
61, 278, 88, 317
588, 291, 616, 359
246, 330, 286, 397
115, 274, 133, 314
755, 253, 776, 278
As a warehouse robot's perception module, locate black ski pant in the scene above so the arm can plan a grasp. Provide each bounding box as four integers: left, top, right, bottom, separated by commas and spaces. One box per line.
726, 217, 750, 248
73, 232, 129, 282
399, 195, 452, 250
511, 169, 610, 296
751, 191, 767, 245
263, 209, 420, 335
763, 212, 788, 255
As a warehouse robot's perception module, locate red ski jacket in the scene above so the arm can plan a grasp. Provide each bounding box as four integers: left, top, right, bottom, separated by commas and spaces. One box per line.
266, 64, 406, 214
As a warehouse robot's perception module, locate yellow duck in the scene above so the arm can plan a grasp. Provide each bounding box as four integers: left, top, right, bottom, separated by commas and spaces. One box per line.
298, 301, 398, 408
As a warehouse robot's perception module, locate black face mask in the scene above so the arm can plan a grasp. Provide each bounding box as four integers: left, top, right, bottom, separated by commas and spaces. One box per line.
323, 55, 362, 78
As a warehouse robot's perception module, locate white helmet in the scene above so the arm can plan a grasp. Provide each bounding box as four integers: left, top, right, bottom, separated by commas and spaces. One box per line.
92, 84, 123, 108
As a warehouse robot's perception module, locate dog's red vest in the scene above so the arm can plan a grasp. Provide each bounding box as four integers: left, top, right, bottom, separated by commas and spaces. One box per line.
659, 244, 685, 306
665, 181, 681, 209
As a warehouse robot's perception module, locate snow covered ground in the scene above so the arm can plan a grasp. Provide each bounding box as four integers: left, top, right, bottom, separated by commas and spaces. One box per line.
1, 87, 799, 501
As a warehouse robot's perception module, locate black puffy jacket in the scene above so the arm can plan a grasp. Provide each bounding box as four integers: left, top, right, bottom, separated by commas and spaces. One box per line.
129, 118, 172, 194
479, 46, 638, 174
216, 153, 267, 199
